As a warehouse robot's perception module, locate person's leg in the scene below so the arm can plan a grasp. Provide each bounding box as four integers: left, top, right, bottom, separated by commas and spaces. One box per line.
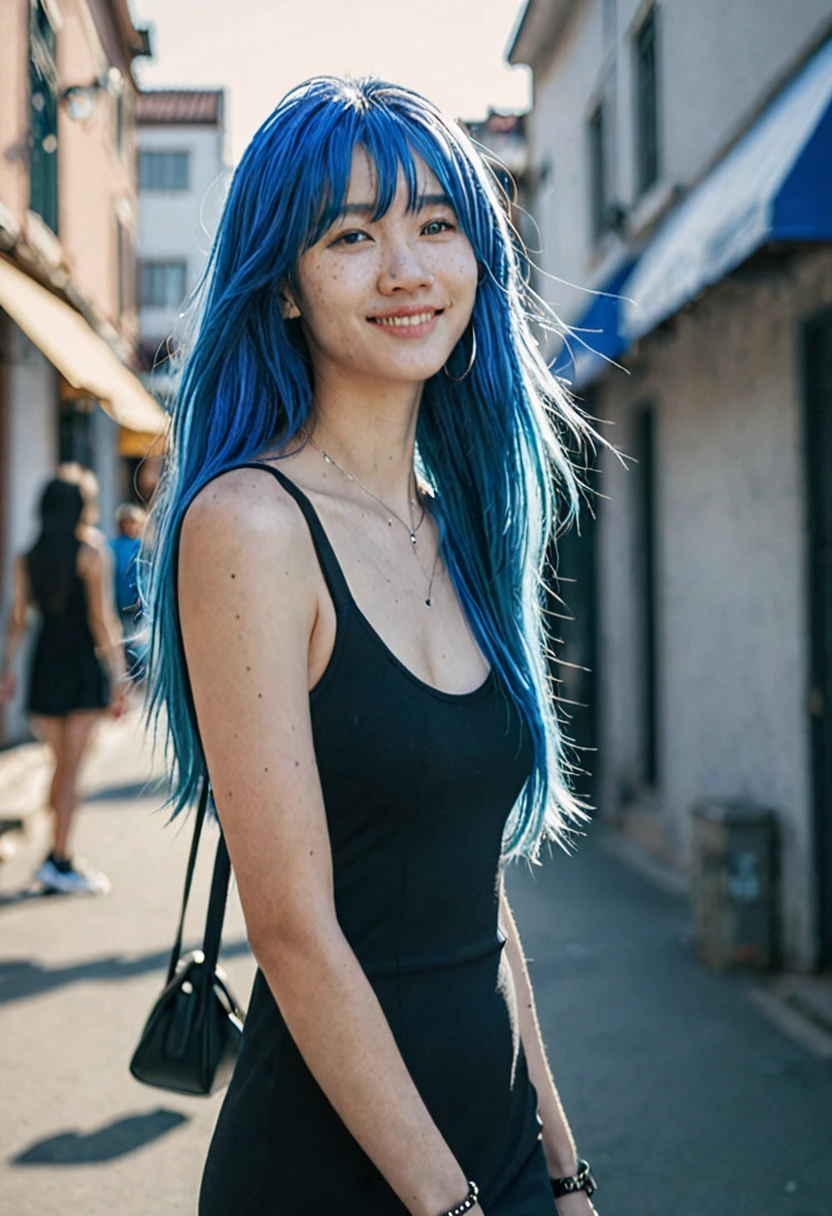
32, 715, 67, 857
52, 710, 101, 859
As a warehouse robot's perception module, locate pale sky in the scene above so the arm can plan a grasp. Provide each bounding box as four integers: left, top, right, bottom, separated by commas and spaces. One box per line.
130, 0, 532, 164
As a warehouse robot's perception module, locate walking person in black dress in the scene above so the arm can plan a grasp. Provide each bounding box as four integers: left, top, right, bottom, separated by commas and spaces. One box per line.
145, 78, 601, 1214
0, 478, 128, 893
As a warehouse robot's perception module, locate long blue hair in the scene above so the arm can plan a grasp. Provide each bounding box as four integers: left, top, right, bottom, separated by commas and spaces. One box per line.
142, 75, 595, 860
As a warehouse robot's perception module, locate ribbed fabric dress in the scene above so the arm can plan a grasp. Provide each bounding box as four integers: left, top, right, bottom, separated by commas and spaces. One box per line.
198, 464, 555, 1215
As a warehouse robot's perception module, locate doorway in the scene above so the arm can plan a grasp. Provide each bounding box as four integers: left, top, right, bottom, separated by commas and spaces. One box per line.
804, 303, 832, 968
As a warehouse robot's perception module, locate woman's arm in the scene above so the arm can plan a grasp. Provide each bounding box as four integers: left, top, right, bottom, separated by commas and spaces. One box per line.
0, 557, 31, 701
79, 546, 128, 692
179, 469, 480, 1216
499, 878, 590, 1190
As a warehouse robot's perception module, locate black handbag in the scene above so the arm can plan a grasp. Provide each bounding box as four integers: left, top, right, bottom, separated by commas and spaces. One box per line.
129, 778, 245, 1096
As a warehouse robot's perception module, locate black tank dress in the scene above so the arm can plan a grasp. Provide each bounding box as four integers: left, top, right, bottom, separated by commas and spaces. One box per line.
199, 465, 555, 1215
27, 542, 110, 717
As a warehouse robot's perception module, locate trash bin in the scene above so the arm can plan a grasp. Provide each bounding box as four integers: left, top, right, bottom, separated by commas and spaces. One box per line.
690, 800, 779, 972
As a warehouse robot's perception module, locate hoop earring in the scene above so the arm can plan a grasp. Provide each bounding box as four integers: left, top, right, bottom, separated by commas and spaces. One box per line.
443, 321, 477, 382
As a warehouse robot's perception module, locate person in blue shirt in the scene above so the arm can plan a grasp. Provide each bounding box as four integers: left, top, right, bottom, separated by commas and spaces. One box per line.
110, 503, 147, 679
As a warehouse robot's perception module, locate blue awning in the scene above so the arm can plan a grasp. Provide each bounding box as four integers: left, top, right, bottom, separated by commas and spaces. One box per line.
553, 260, 636, 390
622, 37, 832, 341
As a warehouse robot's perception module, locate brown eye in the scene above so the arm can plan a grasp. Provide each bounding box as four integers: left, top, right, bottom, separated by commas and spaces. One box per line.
331, 230, 371, 247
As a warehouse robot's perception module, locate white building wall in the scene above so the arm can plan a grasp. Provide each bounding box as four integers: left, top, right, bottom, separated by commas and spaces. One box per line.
526, 0, 832, 332
527, 4, 609, 335
653, 0, 832, 189
597, 248, 832, 966
2, 326, 58, 742
137, 124, 227, 346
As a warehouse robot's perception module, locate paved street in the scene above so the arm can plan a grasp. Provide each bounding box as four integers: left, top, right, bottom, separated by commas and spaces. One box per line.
1, 717, 830, 1216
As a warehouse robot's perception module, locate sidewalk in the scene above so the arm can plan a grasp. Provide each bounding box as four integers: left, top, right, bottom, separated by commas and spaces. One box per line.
0, 701, 166, 876
513, 834, 832, 1215
0, 701, 254, 1216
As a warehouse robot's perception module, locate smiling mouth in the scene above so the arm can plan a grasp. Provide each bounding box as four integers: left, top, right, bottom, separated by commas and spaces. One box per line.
368, 309, 443, 328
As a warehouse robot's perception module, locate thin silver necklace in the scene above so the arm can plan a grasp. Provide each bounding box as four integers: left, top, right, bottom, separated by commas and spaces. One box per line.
304, 430, 424, 544
303, 429, 441, 608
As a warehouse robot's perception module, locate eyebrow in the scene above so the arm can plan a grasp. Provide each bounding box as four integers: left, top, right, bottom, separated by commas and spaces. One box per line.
336, 193, 454, 218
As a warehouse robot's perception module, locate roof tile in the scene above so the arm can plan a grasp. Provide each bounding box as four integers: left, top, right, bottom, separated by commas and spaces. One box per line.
137, 90, 223, 126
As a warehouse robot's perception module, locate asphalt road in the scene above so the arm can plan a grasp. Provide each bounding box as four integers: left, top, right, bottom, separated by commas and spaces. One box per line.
0, 719, 830, 1216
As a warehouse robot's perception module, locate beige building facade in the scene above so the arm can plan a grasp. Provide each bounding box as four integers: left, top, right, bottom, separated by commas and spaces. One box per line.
0, 0, 163, 745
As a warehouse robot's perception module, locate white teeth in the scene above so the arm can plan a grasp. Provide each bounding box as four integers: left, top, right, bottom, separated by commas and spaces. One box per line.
372, 312, 435, 328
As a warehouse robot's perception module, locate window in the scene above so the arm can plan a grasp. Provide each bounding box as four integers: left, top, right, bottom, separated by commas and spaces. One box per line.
634, 6, 660, 195
588, 102, 606, 241
29, 0, 59, 233
139, 261, 187, 308
139, 150, 190, 191
59, 398, 95, 468
804, 306, 832, 963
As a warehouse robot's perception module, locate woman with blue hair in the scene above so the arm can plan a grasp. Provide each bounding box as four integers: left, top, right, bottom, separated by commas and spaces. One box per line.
145, 76, 600, 1215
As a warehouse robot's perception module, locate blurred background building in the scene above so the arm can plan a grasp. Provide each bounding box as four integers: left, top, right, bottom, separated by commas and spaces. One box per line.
135, 89, 227, 393
129, 86, 228, 496
0, 0, 166, 744
464, 108, 531, 227
510, 0, 832, 971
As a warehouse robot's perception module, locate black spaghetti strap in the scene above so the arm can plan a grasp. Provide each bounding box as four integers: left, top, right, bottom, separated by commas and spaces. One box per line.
236, 462, 352, 612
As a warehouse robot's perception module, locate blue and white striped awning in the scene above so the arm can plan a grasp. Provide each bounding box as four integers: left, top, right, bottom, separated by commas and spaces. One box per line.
622, 36, 832, 341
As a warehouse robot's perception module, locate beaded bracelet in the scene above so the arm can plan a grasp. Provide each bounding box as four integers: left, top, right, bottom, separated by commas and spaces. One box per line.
440, 1180, 479, 1216
551, 1159, 597, 1199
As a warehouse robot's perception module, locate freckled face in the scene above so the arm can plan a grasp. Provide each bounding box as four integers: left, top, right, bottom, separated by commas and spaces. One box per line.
289, 148, 478, 386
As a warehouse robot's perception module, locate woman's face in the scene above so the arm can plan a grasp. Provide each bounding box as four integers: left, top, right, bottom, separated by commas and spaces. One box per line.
288, 147, 479, 387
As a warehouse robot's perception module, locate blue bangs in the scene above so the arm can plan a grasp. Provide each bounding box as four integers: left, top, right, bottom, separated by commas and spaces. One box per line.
141, 76, 594, 861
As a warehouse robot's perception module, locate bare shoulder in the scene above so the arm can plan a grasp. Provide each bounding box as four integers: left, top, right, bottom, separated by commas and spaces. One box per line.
182, 465, 304, 540
77, 542, 103, 576
179, 465, 319, 610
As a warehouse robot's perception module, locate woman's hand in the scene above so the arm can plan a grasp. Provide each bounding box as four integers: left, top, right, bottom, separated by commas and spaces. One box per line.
0, 670, 16, 703
555, 1191, 598, 1215
109, 678, 130, 719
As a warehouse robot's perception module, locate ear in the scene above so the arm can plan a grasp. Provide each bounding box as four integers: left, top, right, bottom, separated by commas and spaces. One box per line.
280, 287, 301, 320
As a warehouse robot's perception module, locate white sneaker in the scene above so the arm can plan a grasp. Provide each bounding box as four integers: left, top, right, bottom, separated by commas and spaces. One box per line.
35, 857, 110, 896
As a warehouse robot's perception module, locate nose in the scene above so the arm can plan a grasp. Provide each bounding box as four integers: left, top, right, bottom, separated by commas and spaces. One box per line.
377, 237, 434, 295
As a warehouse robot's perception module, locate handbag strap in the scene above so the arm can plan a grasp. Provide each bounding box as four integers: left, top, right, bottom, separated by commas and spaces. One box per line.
164, 778, 217, 987
201, 831, 231, 979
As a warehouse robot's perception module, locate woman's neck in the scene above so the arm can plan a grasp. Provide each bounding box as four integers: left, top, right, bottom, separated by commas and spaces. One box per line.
306, 373, 423, 509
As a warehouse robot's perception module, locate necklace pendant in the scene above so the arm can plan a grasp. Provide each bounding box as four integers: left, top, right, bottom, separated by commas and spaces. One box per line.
410, 532, 417, 545
425, 598, 432, 607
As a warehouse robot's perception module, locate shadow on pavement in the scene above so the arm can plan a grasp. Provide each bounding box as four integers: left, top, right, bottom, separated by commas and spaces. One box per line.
0, 887, 53, 907
11, 1108, 189, 1165
0, 937, 251, 1005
